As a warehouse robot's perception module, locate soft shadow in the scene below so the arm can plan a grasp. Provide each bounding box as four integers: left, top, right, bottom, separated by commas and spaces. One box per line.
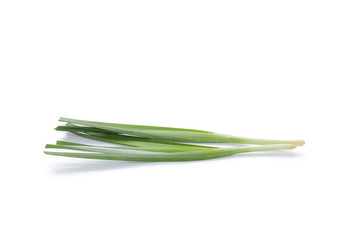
244, 151, 304, 158
52, 151, 303, 174
52, 160, 169, 174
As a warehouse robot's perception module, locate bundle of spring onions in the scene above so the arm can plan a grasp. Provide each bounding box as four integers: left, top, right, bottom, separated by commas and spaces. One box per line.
44, 117, 305, 162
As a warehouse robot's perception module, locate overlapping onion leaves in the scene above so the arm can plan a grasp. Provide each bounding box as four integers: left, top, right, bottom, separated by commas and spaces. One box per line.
44, 117, 304, 162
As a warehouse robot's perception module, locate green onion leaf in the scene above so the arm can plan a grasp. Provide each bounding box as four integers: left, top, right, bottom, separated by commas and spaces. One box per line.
44, 144, 296, 162
59, 117, 305, 146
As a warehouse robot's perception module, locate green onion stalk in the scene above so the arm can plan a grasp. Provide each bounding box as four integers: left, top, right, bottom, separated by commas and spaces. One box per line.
44, 117, 305, 162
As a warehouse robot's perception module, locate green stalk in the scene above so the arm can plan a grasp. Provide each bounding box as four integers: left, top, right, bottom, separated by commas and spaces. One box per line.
49, 141, 214, 153
56, 126, 216, 151
59, 117, 305, 146
46, 143, 136, 153
44, 144, 296, 162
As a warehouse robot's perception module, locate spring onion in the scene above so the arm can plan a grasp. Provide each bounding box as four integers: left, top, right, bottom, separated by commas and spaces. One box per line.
44, 117, 305, 162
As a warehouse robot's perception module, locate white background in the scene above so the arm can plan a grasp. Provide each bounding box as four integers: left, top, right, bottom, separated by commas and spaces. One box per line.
1, 0, 359, 239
